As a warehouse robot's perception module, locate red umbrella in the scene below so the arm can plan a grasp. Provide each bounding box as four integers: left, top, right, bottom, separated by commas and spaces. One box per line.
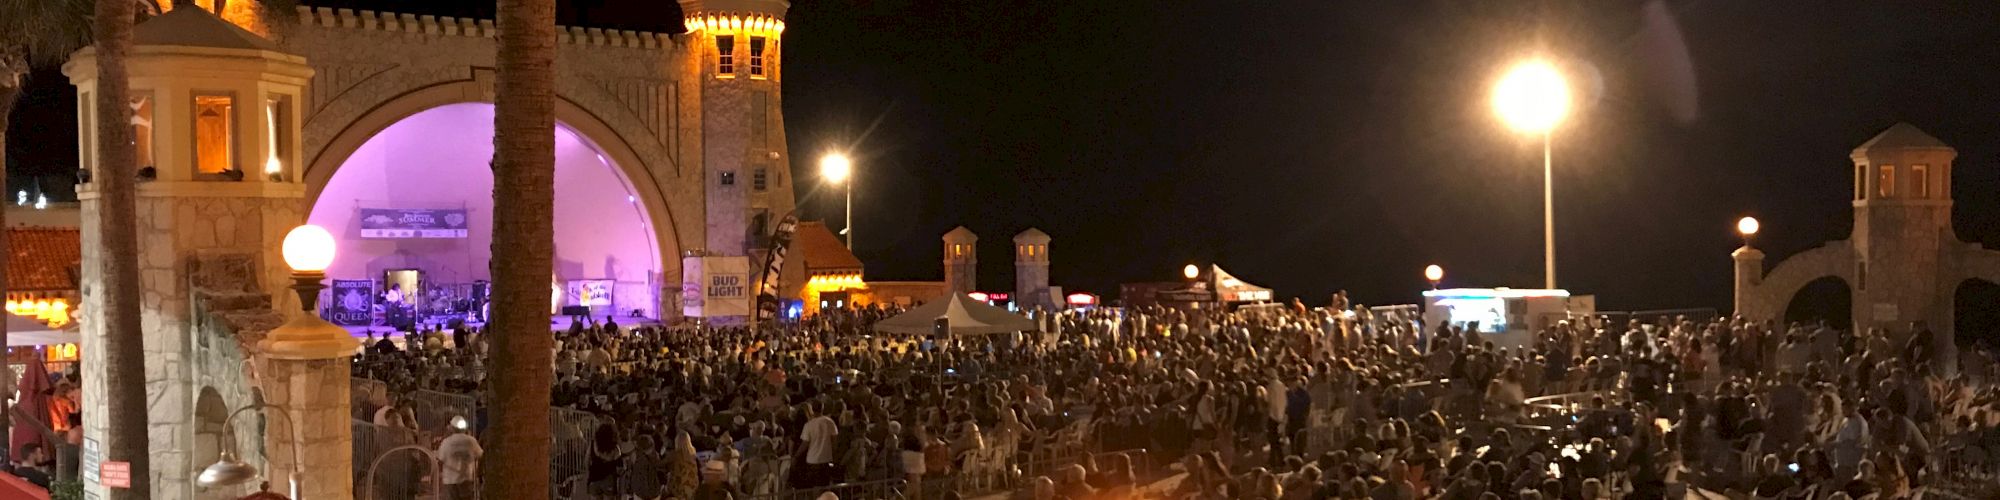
11, 348, 51, 458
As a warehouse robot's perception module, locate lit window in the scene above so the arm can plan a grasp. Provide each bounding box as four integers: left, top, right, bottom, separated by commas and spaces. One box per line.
1855, 165, 1866, 200
1878, 165, 1895, 198
753, 167, 768, 191
1912, 164, 1929, 198
131, 93, 155, 169
194, 94, 236, 175
720, 171, 736, 186
266, 94, 292, 181
749, 37, 767, 78
716, 35, 735, 75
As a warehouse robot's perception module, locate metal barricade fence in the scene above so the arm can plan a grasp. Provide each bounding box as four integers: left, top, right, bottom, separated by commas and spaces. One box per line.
353, 418, 430, 500
550, 406, 601, 499
408, 389, 477, 433
352, 377, 389, 420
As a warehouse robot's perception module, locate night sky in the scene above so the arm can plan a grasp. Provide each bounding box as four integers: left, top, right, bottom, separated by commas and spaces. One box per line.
9, 0, 2000, 313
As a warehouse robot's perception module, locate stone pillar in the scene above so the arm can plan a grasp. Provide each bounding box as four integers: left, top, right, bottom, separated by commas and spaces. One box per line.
1732, 246, 1766, 320
259, 357, 353, 499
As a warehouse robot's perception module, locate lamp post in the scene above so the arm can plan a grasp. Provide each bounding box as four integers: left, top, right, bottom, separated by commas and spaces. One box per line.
1183, 264, 1200, 281
197, 403, 303, 499
820, 152, 853, 249
245, 224, 361, 498
1425, 264, 1444, 290
1493, 59, 1571, 290
1736, 216, 1760, 247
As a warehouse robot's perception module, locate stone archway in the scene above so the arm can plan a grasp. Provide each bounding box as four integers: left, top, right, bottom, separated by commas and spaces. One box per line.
1955, 279, 2000, 349
1785, 276, 1853, 327
194, 386, 230, 473
302, 80, 684, 286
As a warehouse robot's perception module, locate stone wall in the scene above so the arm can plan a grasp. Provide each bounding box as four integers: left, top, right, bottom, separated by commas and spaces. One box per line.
188, 254, 285, 500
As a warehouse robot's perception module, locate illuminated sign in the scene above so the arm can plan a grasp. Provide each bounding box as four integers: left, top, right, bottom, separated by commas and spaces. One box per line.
1066, 293, 1098, 306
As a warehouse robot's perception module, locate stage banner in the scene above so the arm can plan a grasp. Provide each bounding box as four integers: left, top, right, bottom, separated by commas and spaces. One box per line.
358, 208, 470, 239
683, 256, 752, 318
756, 214, 800, 322
329, 280, 375, 326
567, 280, 614, 308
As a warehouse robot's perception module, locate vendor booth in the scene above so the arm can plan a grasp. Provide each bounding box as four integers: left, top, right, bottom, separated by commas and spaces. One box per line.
1421, 288, 1595, 350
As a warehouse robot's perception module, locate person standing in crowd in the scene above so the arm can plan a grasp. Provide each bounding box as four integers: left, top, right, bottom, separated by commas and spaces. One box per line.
437, 416, 483, 500
799, 401, 841, 488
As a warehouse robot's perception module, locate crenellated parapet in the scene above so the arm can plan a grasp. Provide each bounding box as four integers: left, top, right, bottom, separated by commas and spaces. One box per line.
294, 6, 681, 50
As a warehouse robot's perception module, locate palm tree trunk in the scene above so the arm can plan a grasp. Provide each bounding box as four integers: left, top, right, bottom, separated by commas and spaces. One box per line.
93, 0, 149, 498
483, 0, 556, 497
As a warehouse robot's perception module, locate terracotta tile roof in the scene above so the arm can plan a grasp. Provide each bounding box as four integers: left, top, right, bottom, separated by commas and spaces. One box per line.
795, 221, 864, 272
9, 227, 81, 292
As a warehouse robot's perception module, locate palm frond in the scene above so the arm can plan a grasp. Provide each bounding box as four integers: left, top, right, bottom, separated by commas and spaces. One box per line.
0, 0, 96, 67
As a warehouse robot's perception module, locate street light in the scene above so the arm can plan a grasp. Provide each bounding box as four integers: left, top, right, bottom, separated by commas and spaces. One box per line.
1424, 264, 1444, 289
820, 152, 854, 249
197, 403, 302, 500
1494, 59, 1571, 290
1183, 264, 1200, 280
1737, 216, 1760, 247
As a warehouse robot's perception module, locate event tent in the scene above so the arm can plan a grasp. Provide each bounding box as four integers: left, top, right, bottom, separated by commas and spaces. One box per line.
874, 292, 1036, 336
6, 313, 76, 347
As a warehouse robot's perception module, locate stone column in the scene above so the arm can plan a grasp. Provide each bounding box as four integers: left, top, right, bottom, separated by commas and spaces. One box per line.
259, 356, 353, 499
1732, 246, 1766, 320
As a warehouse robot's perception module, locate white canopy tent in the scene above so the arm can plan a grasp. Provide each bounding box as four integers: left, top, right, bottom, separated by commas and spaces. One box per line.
875, 292, 1036, 336
6, 313, 77, 346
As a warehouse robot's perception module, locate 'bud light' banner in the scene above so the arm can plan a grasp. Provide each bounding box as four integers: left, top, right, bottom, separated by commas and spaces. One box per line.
328, 280, 376, 326
359, 208, 470, 238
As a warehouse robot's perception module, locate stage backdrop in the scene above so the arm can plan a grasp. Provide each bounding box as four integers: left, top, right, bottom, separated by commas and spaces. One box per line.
683, 256, 752, 318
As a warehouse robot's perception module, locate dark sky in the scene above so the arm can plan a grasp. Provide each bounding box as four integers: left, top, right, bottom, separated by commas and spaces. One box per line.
10, 0, 2000, 312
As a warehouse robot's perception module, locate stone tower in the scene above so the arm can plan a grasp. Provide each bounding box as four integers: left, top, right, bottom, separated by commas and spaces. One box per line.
65, 7, 352, 499
1847, 123, 1956, 328
1734, 123, 2000, 368
1014, 228, 1051, 309
944, 226, 978, 293
677, 0, 797, 278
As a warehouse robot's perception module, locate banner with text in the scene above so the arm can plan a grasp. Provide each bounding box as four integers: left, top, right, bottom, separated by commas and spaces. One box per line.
328, 280, 376, 326
359, 208, 470, 238
683, 256, 752, 318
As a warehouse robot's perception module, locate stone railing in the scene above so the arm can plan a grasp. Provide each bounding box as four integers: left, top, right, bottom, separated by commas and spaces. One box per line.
294, 6, 680, 49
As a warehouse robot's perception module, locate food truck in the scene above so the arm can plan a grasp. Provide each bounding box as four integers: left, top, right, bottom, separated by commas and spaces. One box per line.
1420, 288, 1595, 350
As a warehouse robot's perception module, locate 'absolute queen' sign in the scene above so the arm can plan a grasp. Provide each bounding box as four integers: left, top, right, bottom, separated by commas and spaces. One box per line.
328, 280, 376, 326
358, 208, 470, 238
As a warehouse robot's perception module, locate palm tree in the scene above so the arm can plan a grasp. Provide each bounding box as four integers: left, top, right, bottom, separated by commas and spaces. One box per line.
91, 0, 150, 496
484, 0, 556, 497
0, 0, 92, 435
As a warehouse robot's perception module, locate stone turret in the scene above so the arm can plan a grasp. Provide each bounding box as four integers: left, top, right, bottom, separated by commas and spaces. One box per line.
944, 226, 978, 294
1014, 228, 1051, 309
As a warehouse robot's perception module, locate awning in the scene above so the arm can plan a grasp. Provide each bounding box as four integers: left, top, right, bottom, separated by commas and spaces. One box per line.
874, 292, 1036, 336
6, 314, 77, 347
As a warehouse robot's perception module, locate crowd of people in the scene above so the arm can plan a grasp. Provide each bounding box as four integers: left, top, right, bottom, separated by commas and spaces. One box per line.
352, 298, 2000, 500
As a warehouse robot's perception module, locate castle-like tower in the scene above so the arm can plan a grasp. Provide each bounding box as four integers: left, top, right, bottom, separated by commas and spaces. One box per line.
1735, 123, 2000, 366
945, 226, 978, 293
677, 0, 796, 260
1014, 228, 1051, 309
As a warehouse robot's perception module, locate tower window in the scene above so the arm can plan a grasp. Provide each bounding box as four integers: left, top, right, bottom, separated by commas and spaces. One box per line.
716, 35, 736, 76
720, 171, 736, 186
1912, 164, 1929, 198
193, 93, 237, 176
749, 37, 767, 78
753, 166, 768, 191
1878, 165, 1895, 198
131, 93, 155, 170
